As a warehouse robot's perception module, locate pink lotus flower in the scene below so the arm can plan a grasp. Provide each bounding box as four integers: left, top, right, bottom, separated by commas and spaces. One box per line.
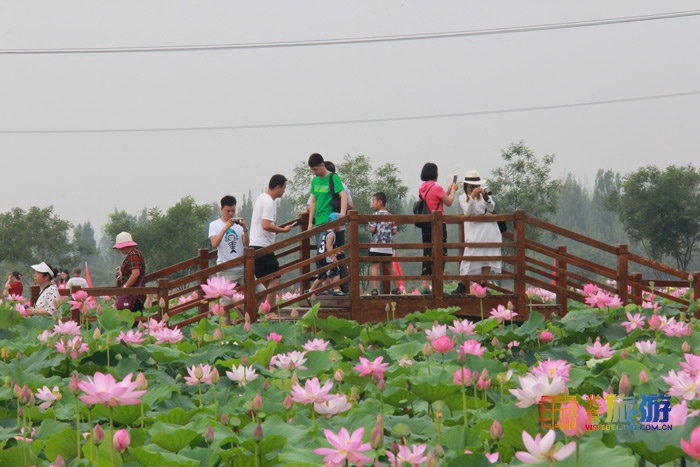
56, 336, 89, 359
259, 300, 271, 314
662, 370, 700, 400
559, 402, 588, 437
515, 429, 576, 464
457, 339, 486, 358
53, 320, 81, 336
113, 428, 130, 453
226, 364, 258, 385
78, 372, 146, 407
539, 330, 555, 343
314, 394, 352, 416
386, 443, 428, 466
150, 327, 183, 344
313, 427, 373, 466
582, 283, 600, 295
6, 293, 27, 303
585, 290, 622, 308
509, 373, 567, 408
664, 321, 693, 338
302, 338, 330, 351
116, 329, 146, 346
290, 377, 333, 405
430, 335, 454, 354
679, 353, 700, 377
353, 356, 389, 380
267, 332, 283, 343
271, 350, 308, 371
470, 282, 487, 298
184, 364, 213, 386
67, 290, 96, 315
425, 323, 447, 340
490, 304, 518, 323
201, 275, 237, 301
668, 401, 700, 426
635, 340, 657, 355
586, 339, 615, 359
453, 368, 474, 387
681, 426, 700, 462
621, 312, 646, 333
448, 319, 477, 335
648, 313, 664, 330
144, 318, 166, 334
35, 385, 61, 410
531, 358, 572, 382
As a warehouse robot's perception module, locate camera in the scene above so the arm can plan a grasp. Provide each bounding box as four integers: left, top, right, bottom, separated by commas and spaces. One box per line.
234, 218, 242, 225
483, 187, 492, 196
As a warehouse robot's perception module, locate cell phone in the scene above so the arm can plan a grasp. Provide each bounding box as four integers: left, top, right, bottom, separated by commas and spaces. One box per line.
452, 174, 458, 184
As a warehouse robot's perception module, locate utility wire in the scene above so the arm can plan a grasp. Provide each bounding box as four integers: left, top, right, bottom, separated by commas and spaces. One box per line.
2, 90, 699, 135
1, 10, 699, 55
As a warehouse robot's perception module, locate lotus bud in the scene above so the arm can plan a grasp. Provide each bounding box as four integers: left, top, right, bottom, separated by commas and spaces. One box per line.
93, 327, 102, 340
210, 367, 220, 384
69, 373, 81, 395
19, 384, 34, 406
607, 385, 614, 394
93, 424, 104, 446
434, 443, 445, 458
159, 297, 166, 309
220, 413, 230, 425
385, 303, 391, 313
290, 372, 299, 386
143, 296, 153, 308
620, 349, 628, 360
205, 425, 215, 445
162, 313, 169, 323
244, 312, 251, 323
334, 368, 344, 383
53, 455, 65, 467
283, 395, 294, 411
213, 328, 223, 341
491, 336, 500, 347
0, 348, 10, 359
377, 379, 387, 391
252, 393, 263, 412
507, 300, 514, 310
422, 341, 434, 357
370, 415, 384, 450
406, 323, 415, 335
539, 330, 555, 343
390, 441, 400, 456
639, 370, 649, 384
490, 420, 504, 440
252, 424, 263, 442
290, 308, 299, 319
113, 428, 130, 453
349, 386, 361, 403
243, 321, 251, 333
95, 304, 103, 314
136, 372, 148, 391
424, 450, 439, 467
241, 355, 249, 365
619, 373, 631, 396
682, 341, 691, 352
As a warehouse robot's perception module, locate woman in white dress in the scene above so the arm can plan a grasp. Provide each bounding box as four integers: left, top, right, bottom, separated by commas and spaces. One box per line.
453, 170, 502, 294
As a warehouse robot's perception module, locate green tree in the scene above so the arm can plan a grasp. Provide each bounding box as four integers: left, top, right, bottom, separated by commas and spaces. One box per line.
607, 164, 700, 270
487, 142, 561, 225
0, 206, 74, 269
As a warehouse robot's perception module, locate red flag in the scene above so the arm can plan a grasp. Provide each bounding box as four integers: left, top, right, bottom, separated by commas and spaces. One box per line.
392, 252, 404, 288
85, 261, 93, 288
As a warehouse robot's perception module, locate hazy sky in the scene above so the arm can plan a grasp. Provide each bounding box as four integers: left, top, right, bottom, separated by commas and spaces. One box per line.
2, 2, 699, 237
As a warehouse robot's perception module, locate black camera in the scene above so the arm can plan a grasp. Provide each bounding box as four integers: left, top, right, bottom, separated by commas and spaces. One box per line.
234, 218, 242, 225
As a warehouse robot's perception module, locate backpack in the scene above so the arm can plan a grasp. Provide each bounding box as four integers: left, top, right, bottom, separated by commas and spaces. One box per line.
413, 183, 435, 228
329, 174, 342, 213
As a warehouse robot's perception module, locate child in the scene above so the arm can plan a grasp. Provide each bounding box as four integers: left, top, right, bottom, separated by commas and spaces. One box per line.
368, 192, 398, 295
309, 212, 342, 297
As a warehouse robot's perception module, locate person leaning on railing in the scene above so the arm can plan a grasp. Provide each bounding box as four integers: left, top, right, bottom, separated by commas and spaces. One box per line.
24, 262, 59, 317
418, 162, 458, 294
113, 231, 147, 312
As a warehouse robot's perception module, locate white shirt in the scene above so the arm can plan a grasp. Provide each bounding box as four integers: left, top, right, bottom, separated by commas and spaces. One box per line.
208, 219, 245, 270
249, 193, 277, 248
66, 277, 88, 288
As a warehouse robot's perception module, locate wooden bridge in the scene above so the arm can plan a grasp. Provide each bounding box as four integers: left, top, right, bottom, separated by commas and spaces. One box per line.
34, 210, 700, 326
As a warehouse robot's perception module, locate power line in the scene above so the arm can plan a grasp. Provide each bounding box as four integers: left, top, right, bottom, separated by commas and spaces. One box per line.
1, 10, 699, 55
2, 90, 699, 135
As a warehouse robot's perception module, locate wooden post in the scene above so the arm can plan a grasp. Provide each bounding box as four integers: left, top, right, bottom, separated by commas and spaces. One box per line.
513, 210, 528, 319
432, 210, 445, 303
157, 278, 170, 320
244, 246, 258, 322
693, 272, 700, 318
556, 246, 568, 317
630, 272, 643, 305
299, 212, 311, 293
348, 210, 361, 322
617, 245, 629, 304
197, 248, 210, 318
30, 285, 39, 306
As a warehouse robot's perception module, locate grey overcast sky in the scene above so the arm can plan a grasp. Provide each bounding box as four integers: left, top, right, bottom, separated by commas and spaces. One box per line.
2, 1, 699, 236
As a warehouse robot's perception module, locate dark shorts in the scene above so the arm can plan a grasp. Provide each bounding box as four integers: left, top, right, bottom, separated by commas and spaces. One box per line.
369, 251, 392, 257
315, 260, 340, 280
253, 248, 280, 279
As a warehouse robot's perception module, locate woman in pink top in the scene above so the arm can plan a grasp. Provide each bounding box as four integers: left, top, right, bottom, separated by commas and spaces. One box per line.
418, 162, 458, 293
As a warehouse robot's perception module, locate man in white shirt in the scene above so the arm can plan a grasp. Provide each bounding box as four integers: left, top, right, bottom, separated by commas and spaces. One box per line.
209, 195, 264, 319
66, 267, 88, 288
249, 174, 294, 305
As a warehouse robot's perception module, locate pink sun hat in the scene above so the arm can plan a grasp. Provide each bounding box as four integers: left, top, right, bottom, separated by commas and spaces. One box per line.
112, 231, 138, 249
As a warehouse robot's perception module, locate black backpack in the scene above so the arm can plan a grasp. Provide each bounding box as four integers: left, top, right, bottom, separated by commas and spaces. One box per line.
413, 184, 435, 228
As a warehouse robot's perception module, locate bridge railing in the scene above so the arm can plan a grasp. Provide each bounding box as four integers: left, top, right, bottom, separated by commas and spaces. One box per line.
32, 210, 699, 324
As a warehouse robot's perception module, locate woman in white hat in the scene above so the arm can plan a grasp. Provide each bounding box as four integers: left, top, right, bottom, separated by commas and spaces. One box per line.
25, 262, 60, 317
453, 170, 502, 294
113, 231, 147, 311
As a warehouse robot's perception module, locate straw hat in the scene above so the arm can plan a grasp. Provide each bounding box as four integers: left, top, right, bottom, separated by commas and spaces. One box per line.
464, 170, 485, 186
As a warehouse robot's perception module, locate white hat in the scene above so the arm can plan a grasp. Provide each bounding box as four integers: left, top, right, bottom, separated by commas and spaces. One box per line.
464, 170, 485, 185
112, 231, 138, 249
31, 262, 55, 278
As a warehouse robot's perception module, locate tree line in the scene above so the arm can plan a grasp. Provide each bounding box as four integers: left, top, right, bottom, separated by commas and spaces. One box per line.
2, 143, 699, 291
